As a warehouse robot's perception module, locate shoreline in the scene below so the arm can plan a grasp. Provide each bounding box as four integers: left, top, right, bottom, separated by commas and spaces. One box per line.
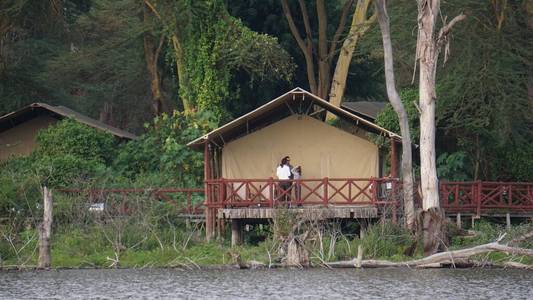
2, 261, 531, 272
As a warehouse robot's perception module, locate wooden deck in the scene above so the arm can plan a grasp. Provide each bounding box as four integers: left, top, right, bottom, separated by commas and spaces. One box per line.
218, 205, 378, 220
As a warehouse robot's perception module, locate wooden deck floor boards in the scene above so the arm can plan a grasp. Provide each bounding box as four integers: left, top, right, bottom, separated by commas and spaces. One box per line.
218, 205, 378, 219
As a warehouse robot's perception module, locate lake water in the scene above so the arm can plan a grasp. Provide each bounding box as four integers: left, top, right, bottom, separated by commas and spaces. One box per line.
0, 268, 531, 299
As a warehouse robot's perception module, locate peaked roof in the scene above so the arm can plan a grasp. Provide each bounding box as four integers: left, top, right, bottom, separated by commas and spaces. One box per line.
188, 88, 400, 149
341, 101, 387, 121
0, 103, 136, 140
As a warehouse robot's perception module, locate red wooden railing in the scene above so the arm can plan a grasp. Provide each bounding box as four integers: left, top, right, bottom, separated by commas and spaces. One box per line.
439, 181, 533, 215
58, 181, 533, 218
205, 177, 400, 209
206, 178, 533, 215
58, 188, 205, 215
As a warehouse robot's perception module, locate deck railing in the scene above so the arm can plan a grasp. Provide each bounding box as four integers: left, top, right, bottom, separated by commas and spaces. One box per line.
205, 177, 400, 209
439, 181, 533, 215
207, 178, 533, 215
57, 181, 533, 217
58, 188, 205, 215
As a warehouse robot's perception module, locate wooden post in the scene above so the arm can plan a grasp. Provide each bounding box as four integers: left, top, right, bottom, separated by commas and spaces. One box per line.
38, 186, 53, 269
359, 221, 366, 239
506, 213, 511, 230
355, 245, 363, 268
456, 213, 462, 229
323, 177, 329, 206
390, 138, 398, 178
231, 219, 242, 247
204, 141, 214, 241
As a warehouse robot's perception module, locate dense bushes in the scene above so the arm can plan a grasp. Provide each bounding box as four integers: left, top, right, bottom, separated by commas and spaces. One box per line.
114, 110, 216, 187
0, 111, 214, 226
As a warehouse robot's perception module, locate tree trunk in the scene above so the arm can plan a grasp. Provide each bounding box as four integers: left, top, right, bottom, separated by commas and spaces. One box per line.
285, 238, 310, 267
280, 0, 318, 95
326, 0, 375, 121
526, 0, 533, 109
375, 0, 415, 230
281, 0, 362, 100
316, 0, 330, 99
99, 102, 114, 126
415, 0, 465, 254
143, 0, 192, 112
143, 5, 166, 116
417, 0, 444, 255
38, 186, 53, 269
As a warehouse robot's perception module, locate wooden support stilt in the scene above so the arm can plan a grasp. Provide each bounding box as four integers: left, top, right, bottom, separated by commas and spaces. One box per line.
471, 215, 476, 228
38, 186, 53, 269
231, 219, 242, 247
506, 213, 511, 230
390, 138, 398, 178
360, 221, 366, 239
204, 141, 213, 241
456, 213, 462, 229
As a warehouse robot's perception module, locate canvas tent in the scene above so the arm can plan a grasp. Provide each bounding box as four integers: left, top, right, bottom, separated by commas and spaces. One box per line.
221, 114, 379, 179
0, 103, 136, 161
188, 88, 401, 181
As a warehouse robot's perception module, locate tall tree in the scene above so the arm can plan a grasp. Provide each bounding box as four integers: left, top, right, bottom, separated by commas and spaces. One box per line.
326, 0, 375, 121
375, 0, 415, 230
415, 0, 465, 255
145, 0, 294, 120
143, 2, 167, 116
280, 0, 375, 102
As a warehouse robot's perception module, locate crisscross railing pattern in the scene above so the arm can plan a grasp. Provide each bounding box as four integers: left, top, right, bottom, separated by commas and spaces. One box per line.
205, 178, 400, 209
439, 181, 533, 214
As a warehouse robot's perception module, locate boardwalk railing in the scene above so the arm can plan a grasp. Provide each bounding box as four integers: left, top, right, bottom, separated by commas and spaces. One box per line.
439, 181, 533, 215
58, 188, 205, 215
207, 178, 533, 215
205, 177, 400, 209
57, 181, 533, 218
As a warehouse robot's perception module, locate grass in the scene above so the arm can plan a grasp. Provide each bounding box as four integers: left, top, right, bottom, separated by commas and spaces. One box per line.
1, 220, 531, 269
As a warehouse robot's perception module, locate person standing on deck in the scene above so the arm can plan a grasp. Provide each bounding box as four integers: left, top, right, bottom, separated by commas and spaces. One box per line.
276, 156, 292, 205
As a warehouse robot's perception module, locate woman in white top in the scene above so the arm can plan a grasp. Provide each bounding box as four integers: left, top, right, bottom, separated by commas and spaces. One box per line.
276, 156, 292, 204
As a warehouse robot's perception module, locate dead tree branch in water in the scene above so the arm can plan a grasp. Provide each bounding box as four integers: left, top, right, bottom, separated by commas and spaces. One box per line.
327, 232, 533, 269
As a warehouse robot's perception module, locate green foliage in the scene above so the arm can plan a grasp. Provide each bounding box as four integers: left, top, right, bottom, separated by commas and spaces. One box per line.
114, 110, 216, 187
39, 0, 152, 132
32, 119, 117, 186
489, 141, 533, 182
359, 222, 414, 259
374, 88, 420, 140
0, 159, 43, 220
36, 119, 117, 163
437, 152, 470, 181
180, 0, 294, 120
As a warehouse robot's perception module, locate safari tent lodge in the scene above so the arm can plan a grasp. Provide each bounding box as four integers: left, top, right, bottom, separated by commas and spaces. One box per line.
188, 88, 402, 238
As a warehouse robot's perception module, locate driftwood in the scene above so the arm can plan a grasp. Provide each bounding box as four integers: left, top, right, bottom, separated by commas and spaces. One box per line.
327, 233, 533, 269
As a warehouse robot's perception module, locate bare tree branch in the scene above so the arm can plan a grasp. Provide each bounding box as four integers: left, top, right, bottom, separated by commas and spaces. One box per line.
328, 0, 354, 60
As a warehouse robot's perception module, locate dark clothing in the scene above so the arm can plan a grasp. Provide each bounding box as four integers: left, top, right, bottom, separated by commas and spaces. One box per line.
279, 181, 292, 205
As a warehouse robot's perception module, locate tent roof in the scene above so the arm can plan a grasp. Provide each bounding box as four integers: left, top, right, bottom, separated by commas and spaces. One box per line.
0, 103, 136, 140
187, 88, 400, 149
341, 101, 387, 121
